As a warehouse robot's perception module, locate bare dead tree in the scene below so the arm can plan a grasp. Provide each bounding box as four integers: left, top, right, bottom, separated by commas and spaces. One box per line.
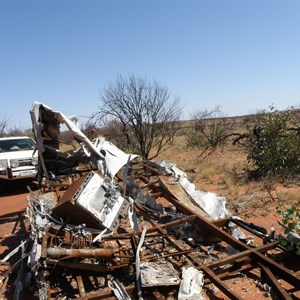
187, 106, 237, 159
91, 75, 182, 160
0, 116, 11, 137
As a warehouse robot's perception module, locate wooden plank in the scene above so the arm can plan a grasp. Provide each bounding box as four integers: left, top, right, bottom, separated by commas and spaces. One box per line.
159, 175, 213, 220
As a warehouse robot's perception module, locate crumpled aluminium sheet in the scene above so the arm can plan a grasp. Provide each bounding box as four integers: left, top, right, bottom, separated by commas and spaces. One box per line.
178, 266, 204, 300
31, 102, 137, 178
159, 161, 231, 220
93, 136, 137, 178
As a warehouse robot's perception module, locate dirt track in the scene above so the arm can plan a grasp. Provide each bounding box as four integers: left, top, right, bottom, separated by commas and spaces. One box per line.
0, 180, 37, 299
0, 180, 31, 254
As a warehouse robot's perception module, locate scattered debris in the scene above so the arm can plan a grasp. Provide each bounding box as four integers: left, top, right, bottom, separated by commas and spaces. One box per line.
1, 102, 299, 299
178, 266, 204, 300
140, 262, 180, 287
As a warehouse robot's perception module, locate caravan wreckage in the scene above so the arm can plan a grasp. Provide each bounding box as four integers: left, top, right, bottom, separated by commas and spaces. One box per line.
1, 102, 299, 299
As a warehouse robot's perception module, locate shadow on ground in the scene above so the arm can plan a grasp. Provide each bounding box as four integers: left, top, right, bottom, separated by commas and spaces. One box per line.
0, 210, 28, 259
0, 179, 39, 197
0, 182, 35, 299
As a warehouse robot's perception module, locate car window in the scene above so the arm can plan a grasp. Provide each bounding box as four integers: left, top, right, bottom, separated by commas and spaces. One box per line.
0, 139, 35, 152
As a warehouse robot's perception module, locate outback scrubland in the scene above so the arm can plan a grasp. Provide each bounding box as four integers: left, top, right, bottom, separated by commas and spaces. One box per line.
153, 111, 300, 239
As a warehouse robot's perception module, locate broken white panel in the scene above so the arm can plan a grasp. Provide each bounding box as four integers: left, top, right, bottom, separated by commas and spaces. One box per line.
178, 266, 204, 300
31, 102, 104, 159
159, 161, 230, 220
76, 172, 125, 229
93, 137, 138, 178
140, 262, 180, 287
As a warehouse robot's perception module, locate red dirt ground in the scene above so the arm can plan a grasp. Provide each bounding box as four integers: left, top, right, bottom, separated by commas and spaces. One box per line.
0, 180, 36, 299
0, 179, 299, 299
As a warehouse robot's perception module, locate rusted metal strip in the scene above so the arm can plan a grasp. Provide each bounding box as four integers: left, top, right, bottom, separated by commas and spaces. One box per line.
74, 284, 135, 300
41, 231, 48, 258
160, 176, 300, 289
165, 234, 241, 300
159, 177, 249, 251
46, 280, 51, 300
259, 263, 293, 300
46, 247, 114, 259
253, 251, 300, 288
141, 163, 163, 174
76, 275, 86, 298
141, 179, 159, 189
211, 263, 254, 281
143, 214, 241, 300
110, 215, 197, 239
0, 276, 9, 297
207, 241, 278, 269
46, 260, 107, 272
149, 192, 162, 198
196, 203, 300, 289
201, 265, 241, 300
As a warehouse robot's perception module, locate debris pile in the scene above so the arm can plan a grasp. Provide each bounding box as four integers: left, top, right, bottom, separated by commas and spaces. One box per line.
1, 102, 300, 299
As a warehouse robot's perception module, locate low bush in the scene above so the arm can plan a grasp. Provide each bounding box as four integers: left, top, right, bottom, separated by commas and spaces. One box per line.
245, 106, 300, 178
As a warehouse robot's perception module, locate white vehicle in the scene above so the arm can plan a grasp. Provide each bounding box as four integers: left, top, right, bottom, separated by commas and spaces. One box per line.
0, 136, 38, 181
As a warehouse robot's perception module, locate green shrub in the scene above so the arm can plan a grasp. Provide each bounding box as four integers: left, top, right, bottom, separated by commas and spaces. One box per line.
276, 204, 300, 255
245, 106, 300, 177
186, 129, 207, 148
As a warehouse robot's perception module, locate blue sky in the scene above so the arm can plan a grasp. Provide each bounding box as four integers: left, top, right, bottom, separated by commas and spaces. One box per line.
0, 0, 299, 129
